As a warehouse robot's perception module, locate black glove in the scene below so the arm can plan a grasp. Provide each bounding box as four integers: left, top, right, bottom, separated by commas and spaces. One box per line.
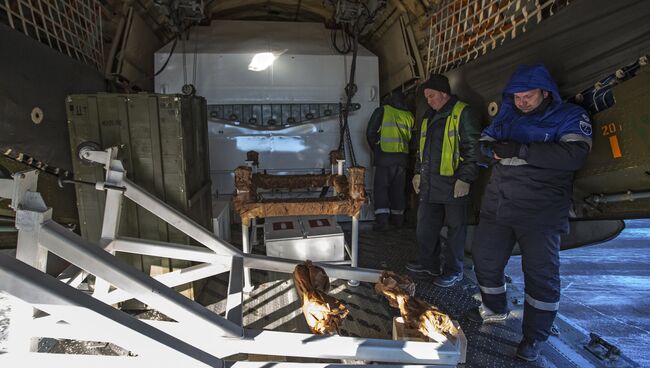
493, 141, 522, 159
477, 142, 495, 168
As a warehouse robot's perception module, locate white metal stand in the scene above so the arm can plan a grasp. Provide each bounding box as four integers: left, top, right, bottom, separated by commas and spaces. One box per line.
0, 148, 463, 367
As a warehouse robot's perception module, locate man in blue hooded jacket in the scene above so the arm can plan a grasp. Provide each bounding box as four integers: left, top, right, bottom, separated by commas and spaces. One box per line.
467, 64, 592, 361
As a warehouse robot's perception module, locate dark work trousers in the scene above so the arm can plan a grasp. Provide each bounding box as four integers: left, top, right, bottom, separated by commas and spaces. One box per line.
416, 202, 467, 276
472, 221, 561, 342
373, 166, 406, 226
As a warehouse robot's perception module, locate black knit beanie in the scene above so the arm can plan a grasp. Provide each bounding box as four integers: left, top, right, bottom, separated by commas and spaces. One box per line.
422, 74, 451, 94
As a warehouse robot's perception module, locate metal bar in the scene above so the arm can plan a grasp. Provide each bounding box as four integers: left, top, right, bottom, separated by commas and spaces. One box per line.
99, 263, 229, 305
242, 223, 253, 292
142, 321, 460, 366
251, 217, 258, 246
589, 190, 650, 204
227, 363, 452, 368
348, 216, 360, 286
3, 0, 15, 29
123, 179, 240, 257
0, 354, 179, 368
112, 237, 230, 264
52, 0, 75, 60
26, 0, 41, 42
94, 187, 125, 297
226, 256, 244, 326
243, 253, 381, 283
11, 199, 52, 353
0, 254, 222, 367
17, 0, 29, 38
35, 0, 53, 48
235, 329, 460, 364
38, 220, 243, 338
44, 1, 64, 54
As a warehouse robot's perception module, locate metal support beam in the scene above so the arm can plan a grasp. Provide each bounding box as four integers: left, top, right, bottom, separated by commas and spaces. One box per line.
0, 354, 189, 368
141, 321, 461, 365
227, 363, 452, 368
242, 223, 253, 292
112, 237, 231, 265
99, 263, 229, 306
348, 216, 360, 286
94, 187, 125, 298
243, 253, 381, 283
0, 254, 223, 367
38, 220, 244, 338
226, 256, 244, 326
123, 179, 241, 257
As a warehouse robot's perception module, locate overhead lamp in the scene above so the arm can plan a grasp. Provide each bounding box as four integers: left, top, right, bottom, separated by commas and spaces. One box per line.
248, 52, 277, 72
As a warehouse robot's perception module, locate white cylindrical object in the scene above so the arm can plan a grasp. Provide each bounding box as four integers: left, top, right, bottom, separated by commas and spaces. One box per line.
241, 223, 253, 292
347, 216, 360, 287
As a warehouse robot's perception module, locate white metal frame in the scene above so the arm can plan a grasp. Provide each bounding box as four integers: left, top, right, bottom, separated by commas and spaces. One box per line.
0, 148, 461, 367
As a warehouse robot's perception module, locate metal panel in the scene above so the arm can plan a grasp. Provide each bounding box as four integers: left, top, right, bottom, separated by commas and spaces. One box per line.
0, 23, 105, 227
302, 215, 343, 239
154, 21, 379, 203
573, 68, 650, 218
264, 217, 302, 241
369, 15, 421, 95
109, 8, 162, 91
264, 216, 344, 262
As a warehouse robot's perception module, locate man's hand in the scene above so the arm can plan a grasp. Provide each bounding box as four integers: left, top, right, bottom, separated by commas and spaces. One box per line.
453, 179, 470, 198
492, 141, 522, 159
412, 174, 421, 194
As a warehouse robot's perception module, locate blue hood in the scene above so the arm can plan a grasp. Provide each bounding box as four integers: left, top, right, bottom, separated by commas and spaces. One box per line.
495, 64, 562, 121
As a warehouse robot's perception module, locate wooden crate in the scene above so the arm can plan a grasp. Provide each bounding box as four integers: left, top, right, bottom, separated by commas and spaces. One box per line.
66, 93, 213, 304
392, 317, 467, 364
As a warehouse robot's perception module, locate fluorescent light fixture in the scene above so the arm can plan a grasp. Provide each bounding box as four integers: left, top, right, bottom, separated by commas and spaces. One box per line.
248, 52, 277, 71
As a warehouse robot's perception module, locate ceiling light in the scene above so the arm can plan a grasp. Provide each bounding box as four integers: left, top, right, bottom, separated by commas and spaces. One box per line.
248, 52, 277, 71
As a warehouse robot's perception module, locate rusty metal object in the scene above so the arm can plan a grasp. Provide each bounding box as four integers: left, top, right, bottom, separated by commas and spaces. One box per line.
329, 150, 341, 166
293, 260, 349, 335
232, 165, 366, 224
253, 173, 333, 190
246, 150, 259, 166
347, 166, 367, 201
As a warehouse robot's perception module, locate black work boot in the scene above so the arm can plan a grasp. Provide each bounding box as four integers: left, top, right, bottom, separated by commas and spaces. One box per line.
516, 337, 543, 362
389, 214, 404, 228
433, 273, 463, 288
372, 222, 390, 232
405, 261, 440, 277
373, 213, 390, 232
465, 305, 509, 323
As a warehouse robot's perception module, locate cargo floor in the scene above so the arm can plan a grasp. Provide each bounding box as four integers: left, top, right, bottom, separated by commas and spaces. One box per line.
197, 221, 609, 367
0, 221, 636, 367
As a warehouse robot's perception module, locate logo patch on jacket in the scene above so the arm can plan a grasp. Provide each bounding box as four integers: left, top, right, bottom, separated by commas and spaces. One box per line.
579, 117, 592, 136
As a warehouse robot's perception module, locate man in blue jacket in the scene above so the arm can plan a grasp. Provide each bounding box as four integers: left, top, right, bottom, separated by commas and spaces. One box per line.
468, 64, 592, 361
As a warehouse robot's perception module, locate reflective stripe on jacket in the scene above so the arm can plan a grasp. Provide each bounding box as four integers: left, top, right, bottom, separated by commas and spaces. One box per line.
420, 101, 467, 176
379, 105, 414, 153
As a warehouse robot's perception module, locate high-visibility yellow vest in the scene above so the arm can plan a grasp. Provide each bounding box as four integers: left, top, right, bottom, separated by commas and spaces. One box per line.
419, 101, 467, 176
378, 105, 414, 153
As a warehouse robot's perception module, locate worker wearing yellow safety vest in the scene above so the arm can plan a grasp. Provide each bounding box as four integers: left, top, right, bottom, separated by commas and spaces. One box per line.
405, 74, 481, 288
366, 91, 414, 232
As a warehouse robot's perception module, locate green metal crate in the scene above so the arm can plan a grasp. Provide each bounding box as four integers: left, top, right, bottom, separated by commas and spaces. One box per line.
66, 93, 213, 301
